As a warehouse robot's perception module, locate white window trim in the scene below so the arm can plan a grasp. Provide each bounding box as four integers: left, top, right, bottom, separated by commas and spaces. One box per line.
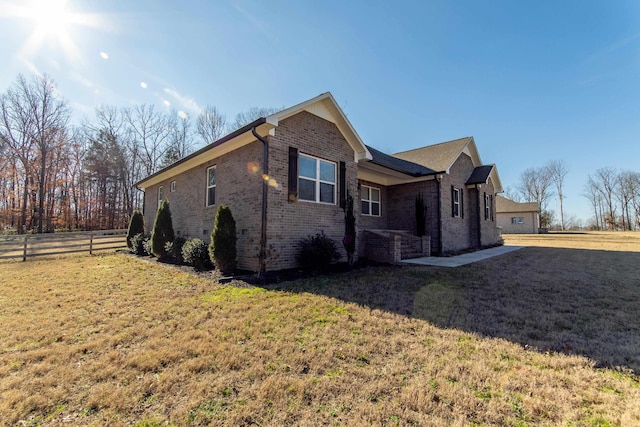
453, 187, 461, 218
170, 180, 176, 192
298, 153, 336, 205
361, 185, 381, 217
206, 165, 216, 207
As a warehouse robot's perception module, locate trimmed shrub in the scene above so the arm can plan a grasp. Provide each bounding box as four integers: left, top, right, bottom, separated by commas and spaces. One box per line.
343, 193, 356, 265
209, 205, 237, 274
182, 238, 213, 270
298, 232, 341, 272
150, 199, 175, 259
130, 233, 150, 256
126, 210, 145, 249
165, 236, 187, 264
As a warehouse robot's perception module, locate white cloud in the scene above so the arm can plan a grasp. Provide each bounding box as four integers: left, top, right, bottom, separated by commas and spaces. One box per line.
163, 87, 202, 114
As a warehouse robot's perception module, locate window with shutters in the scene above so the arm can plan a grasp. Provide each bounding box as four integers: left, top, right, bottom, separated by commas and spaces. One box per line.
298, 153, 336, 204
361, 185, 381, 216
158, 185, 164, 206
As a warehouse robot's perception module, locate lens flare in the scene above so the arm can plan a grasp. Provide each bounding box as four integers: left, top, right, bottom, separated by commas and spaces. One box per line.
178, 111, 188, 119
99, 51, 109, 60
247, 162, 260, 175
140, 82, 148, 89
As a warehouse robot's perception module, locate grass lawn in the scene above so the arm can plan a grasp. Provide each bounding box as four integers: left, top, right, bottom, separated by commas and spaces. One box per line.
1, 233, 639, 426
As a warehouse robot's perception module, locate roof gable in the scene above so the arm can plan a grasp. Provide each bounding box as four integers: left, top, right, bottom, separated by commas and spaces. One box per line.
137, 92, 371, 189
266, 92, 371, 162
392, 137, 478, 173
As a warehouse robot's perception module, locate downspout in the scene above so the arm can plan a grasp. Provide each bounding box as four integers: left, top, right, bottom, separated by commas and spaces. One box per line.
436, 174, 443, 255
476, 184, 482, 248
252, 127, 268, 278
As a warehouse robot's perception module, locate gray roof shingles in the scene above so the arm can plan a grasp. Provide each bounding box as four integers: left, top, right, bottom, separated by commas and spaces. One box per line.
365, 145, 438, 176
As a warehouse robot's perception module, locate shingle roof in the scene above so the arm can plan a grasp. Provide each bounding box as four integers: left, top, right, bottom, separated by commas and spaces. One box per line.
466, 165, 494, 185
365, 145, 437, 176
392, 137, 472, 172
495, 195, 540, 213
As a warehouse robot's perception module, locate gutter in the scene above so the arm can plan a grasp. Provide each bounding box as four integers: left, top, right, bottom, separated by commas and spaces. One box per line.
252, 127, 269, 278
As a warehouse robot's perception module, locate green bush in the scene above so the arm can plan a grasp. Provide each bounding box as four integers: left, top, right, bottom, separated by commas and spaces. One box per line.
182, 238, 212, 270
165, 236, 187, 264
209, 205, 237, 274
298, 232, 341, 272
150, 199, 175, 259
343, 193, 356, 265
130, 233, 150, 256
126, 210, 145, 249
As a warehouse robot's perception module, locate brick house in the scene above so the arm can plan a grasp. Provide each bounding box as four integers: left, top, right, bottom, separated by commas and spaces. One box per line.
136, 93, 503, 272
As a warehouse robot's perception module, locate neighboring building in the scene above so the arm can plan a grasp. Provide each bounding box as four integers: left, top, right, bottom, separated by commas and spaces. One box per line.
136, 92, 503, 272
495, 195, 540, 234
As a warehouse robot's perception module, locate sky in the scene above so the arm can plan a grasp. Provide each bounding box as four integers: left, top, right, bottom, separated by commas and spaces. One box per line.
1, 0, 639, 223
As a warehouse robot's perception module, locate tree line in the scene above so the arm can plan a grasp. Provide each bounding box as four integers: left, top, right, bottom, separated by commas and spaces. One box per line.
506, 160, 640, 231
0, 73, 279, 234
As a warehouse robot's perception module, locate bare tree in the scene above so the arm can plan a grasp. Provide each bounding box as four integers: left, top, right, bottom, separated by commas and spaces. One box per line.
230, 106, 283, 131
196, 105, 226, 145
161, 110, 194, 169
616, 171, 640, 230
593, 167, 618, 230
583, 176, 602, 230
547, 160, 568, 230
518, 166, 554, 227
1, 75, 37, 232
123, 104, 170, 176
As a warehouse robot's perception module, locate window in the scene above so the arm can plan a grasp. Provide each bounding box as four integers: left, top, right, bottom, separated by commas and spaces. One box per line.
485, 193, 492, 220
361, 185, 381, 216
170, 180, 176, 192
452, 187, 461, 217
511, 217, 524, 224
298, 154, 336, 204
158, 186, 164, 206
206, 166, 216, 206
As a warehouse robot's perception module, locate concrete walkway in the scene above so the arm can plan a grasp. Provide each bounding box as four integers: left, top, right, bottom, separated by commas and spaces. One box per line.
401, 245, 524, 268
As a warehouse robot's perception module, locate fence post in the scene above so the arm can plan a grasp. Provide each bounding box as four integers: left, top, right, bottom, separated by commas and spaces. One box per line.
23, 235, 28, 262
89, 232, 94, 255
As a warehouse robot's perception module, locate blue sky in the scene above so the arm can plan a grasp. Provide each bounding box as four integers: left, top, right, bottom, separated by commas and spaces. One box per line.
1, 0, 639, 222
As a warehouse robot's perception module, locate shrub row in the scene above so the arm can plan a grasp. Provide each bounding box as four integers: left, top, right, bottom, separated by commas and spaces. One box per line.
127, 201, 345, 274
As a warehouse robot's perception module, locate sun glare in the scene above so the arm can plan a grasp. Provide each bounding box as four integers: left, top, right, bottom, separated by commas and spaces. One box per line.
29, 0, 72, 37
0, 0, 107, 61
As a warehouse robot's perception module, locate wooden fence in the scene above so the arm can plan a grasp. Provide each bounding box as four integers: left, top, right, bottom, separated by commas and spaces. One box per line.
0, 229, 127, 261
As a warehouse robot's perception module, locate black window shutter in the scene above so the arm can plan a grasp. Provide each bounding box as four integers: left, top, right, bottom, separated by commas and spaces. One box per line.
288, 147, 298, 202
460, 189, 464, 219
490, 195, 494, 220
339, 161, 346, 209
484, 192, 487, 220
451, 186, 455, 217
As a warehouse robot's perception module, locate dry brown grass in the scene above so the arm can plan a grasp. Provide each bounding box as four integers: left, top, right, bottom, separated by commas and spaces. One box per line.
1, 234, 639, 426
